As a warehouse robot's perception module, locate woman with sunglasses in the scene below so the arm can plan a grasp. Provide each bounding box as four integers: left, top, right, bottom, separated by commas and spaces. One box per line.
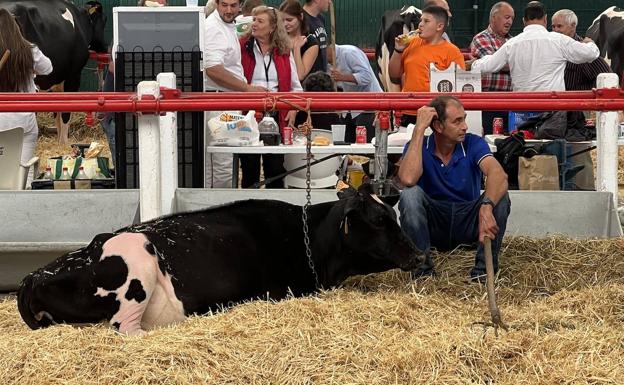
279, 0, 319, 81
239, 5, 302, 188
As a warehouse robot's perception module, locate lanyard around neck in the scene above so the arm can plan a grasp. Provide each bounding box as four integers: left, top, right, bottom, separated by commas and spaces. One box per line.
256, 39, 273, 89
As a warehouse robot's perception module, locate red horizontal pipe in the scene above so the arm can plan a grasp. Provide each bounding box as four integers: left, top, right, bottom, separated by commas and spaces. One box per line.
0, 90, 617, 102
1, 99, 623, 113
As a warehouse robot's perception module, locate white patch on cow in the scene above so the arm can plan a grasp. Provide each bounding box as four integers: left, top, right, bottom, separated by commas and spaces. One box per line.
400, 6, 421, 16
99, 233, 185, 335
371, 194, 384, 205
61, 8, 75, 29
591, 6, 624, 24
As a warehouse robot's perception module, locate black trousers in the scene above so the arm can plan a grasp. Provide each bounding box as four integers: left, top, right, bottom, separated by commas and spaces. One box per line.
344, 112, 376, 143
240, 154, 285, 188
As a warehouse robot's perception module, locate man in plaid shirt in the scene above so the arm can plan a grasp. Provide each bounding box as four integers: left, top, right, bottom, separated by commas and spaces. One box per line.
470, 2, 515, 134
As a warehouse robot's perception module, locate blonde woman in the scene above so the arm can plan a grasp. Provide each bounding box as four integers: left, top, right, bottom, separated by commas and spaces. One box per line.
279, 0, 319, 81
239, 5, 302, 188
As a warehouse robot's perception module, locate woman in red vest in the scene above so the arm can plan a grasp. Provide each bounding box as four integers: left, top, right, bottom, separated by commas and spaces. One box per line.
240, 5, 302, 188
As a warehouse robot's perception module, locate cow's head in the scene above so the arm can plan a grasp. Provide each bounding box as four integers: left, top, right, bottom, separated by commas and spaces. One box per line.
84, 1, 107, 53
17, 233, 121, 330
324, 183, 425, 283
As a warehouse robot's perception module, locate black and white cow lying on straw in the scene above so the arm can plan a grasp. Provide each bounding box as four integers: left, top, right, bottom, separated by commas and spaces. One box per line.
18, 184, 424, 335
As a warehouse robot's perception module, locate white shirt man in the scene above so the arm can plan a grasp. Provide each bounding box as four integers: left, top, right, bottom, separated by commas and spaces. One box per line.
202, 0, 265, 187
471, 1, 599, 91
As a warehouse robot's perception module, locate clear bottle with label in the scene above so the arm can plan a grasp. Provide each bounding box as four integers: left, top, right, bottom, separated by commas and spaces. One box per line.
43, 167, 53, 180
76, 166, 89, 179
59, 167, 71, 180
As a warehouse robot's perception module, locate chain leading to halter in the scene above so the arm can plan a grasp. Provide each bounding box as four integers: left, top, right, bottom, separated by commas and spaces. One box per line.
265, 95, 320, 288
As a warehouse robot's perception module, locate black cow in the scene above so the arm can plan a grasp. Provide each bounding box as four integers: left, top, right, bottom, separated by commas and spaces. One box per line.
18, 185, 425, 336
375, 6, 422, 92
0, 0, 107, 143
586, 6, 624, 86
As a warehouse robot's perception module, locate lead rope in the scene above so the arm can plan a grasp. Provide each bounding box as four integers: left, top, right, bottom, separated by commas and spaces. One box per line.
264, 96, 320, 288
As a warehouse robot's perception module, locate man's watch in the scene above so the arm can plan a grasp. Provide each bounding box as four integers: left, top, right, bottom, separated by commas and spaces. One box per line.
481, 197, 495, 208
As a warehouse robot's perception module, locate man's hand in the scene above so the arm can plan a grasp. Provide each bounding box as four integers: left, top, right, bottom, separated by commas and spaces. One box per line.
247, 84, 268, 92
394, 35, 408, 52
330, 69, 348, 82
286, 110, 297, 127
478, 205, 499, 243
582, 36, 594, 44
465, 59, 474, 70
415, 106, 438, 133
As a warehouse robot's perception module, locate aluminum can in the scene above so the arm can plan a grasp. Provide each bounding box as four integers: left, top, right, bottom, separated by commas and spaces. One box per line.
493, 117, 504, 135
355, 125, 367, 143
282, 126, 293, 145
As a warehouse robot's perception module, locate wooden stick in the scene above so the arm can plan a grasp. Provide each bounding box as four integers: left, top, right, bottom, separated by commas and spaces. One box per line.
0, 50, 10, 72
484, 236, 508, 335
328, 0, 336, 67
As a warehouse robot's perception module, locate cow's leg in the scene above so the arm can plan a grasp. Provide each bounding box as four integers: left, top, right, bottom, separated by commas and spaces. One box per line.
100, 233, 160, 336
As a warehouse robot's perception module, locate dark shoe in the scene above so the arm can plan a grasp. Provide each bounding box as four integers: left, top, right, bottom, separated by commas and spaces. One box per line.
410, 268, 436, 280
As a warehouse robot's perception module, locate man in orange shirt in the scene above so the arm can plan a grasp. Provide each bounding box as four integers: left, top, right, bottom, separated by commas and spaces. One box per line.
388, 5, 465, 126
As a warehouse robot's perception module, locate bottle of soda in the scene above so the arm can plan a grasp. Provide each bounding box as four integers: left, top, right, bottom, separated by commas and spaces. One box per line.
43, 167, 53, 180
76, 166, 89, 179
60, 167, 71, 180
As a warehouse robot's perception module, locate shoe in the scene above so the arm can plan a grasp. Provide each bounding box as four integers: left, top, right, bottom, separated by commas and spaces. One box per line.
410, 268, 436, 280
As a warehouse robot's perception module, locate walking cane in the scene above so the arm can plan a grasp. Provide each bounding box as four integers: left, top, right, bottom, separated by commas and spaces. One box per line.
328, 1, 336, 66
475, 236, 509, 336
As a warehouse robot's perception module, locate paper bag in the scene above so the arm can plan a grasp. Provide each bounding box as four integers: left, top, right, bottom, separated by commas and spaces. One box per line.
518, 155, 560, 190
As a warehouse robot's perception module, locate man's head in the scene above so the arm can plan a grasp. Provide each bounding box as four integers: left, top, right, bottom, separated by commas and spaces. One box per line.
523, 1, 546, 27
304, 0, 330, 14
418, 6, 449, 41
216, 0, 240, 23
302, 71, 336, 91
489, 2, 514, 36
551, 9, 577, 38
424, 0, 451, 18
429, 96, 467, 143
241, 0, 263, 16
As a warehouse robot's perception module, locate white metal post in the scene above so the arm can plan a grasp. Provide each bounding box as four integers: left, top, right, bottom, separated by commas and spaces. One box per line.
595, 73, 620, 208
157, 73, 178, 215
137, 81, 162, 222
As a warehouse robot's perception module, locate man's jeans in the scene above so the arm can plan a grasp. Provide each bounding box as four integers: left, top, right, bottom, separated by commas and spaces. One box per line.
398, 186, 511, 278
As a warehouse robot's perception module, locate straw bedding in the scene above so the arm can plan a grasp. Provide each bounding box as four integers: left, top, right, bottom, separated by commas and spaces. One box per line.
1, 236, 623, 385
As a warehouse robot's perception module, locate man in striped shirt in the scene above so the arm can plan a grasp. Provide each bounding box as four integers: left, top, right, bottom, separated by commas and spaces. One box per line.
470, 2, 515, 134
551, 9, 612, 91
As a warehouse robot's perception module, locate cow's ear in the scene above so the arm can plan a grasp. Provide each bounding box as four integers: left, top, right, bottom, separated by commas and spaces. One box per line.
336, 180, 357, 200
367, 181, 401, 207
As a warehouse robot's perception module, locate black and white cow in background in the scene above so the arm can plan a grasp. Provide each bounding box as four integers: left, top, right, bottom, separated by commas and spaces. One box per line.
18, 185, 425, 336
586, 6, 624, 87
0, 0, 107, 143
375, 6, 422, 92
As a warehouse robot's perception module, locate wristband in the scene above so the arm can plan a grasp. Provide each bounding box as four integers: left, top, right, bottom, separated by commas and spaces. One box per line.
394, 48, 404, 54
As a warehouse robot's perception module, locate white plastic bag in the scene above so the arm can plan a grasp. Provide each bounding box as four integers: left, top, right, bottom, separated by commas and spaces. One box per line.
206, 110, 260, 146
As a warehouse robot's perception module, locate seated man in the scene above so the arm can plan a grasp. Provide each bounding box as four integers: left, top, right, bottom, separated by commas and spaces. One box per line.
398, 96, 510, 280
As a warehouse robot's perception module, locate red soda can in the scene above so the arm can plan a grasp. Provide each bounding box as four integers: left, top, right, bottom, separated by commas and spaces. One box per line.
356, 125, 367, 143
282, 126, 293, 145
493, 117, 504, 135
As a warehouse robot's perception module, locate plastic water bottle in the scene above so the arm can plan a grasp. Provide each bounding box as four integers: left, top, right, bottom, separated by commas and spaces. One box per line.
43, 167, 53, 180
60, 167, 71, 180
76, 166, 89, 179
258, 115, 280, 146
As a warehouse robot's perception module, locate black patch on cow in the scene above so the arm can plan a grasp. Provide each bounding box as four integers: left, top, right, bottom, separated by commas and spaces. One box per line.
125, 279, 147, 303
144, 242, 156, 256
92, 255, 128, 291
112, 321, 121, 330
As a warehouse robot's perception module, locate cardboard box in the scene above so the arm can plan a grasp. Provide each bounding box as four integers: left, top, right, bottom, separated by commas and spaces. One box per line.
429, 62, 456, 92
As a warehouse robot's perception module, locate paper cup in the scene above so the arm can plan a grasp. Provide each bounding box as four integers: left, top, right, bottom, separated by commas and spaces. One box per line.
331, 124, 346, 143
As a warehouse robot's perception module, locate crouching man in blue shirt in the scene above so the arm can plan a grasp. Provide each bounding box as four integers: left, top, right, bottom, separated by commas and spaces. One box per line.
398, 95, 510, 280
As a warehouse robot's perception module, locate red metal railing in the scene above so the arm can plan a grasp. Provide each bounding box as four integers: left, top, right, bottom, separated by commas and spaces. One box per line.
0, 89, 622, 113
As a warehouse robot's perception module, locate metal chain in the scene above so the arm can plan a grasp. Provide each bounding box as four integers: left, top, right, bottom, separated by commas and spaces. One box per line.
301, 127, 320, 288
